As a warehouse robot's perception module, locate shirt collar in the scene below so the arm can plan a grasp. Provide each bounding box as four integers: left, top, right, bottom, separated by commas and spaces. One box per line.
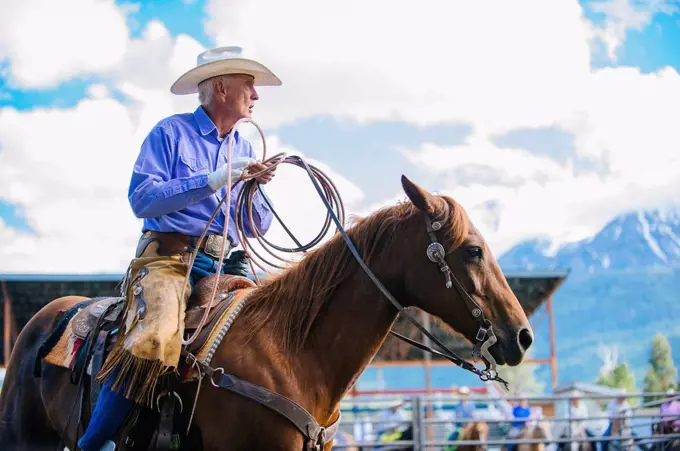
193, 106, 240, 142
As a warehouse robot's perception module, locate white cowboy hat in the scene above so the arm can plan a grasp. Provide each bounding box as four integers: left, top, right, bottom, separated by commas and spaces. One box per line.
170, 46, 281, 95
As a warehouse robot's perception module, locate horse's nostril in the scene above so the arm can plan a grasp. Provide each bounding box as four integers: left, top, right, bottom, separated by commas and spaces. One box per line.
518, 328, 534, 351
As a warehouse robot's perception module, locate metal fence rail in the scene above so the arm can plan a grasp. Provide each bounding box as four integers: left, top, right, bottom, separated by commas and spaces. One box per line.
332, 391, 680, 450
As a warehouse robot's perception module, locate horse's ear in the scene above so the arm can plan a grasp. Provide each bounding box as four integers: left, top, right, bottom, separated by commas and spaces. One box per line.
401, 175, 434, 213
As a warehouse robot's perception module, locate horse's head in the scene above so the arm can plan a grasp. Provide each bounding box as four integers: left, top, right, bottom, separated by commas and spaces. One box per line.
398, 175, 533, 366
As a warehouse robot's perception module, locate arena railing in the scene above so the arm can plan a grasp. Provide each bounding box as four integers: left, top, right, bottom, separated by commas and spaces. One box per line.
331, 391, 680, 450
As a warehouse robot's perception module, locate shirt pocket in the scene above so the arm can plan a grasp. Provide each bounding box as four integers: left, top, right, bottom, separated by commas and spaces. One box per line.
177, 152, 210, 177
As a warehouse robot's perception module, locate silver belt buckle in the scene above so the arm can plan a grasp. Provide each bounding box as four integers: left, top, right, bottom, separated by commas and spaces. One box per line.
204, 234, 229, 259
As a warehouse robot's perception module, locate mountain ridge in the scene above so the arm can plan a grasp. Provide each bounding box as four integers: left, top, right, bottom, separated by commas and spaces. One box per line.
498, 206, 680, 390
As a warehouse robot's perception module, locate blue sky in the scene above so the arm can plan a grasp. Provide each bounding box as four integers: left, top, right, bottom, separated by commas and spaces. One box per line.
1, 0, 680, 265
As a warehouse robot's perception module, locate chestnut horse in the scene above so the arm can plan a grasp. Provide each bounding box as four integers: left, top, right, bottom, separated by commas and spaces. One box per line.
0, 176, 533, 450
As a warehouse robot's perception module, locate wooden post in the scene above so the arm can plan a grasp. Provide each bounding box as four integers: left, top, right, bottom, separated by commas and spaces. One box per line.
421, 310, 433, 441
546, 294, 558, 388
2, 281, 13, 366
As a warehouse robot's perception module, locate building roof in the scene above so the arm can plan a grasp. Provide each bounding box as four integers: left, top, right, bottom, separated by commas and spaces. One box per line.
553, 381, 627, 396
0, 270, 568, 364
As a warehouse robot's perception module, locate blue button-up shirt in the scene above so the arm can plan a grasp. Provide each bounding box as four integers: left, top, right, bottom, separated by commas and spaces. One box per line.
128, 106, 273, 245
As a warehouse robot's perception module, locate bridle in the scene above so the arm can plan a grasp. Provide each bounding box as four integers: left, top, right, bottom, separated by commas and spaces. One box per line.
377, 212, 503, 387
295, 157, 507, 387
421, 213, 499, 377
228, 154, 507, 385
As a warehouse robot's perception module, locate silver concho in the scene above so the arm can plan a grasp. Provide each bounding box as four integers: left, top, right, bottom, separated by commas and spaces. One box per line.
431, 221, 442, 231
426, 242, 446, 263
472, 308, 482, 317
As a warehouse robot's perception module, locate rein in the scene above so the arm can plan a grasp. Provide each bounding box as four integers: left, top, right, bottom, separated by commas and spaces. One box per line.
176, 119, 508, 449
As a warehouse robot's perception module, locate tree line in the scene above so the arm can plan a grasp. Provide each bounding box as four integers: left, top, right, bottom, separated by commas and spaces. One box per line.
596, 333, 678, 402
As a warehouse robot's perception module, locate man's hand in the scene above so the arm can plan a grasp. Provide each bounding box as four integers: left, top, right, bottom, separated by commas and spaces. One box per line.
247, 161, 276, 184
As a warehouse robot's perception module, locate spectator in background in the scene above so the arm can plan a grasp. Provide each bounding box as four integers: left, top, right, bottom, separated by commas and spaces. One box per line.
445, 386, 477, 449
600, 395, 631, 451
557, 395, 595, 450
568, 396, 593, 435
454, 386, 477, 425
506, 397, 533, 451
512, 397, 533, 429
376, 400, 409, 442
659, 389, 680, 433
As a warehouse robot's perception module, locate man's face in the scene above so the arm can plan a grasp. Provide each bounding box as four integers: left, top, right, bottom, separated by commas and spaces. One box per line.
220, 74, 259, 120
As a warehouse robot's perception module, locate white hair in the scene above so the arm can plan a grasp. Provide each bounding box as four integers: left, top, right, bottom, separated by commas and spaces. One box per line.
198, 74, 232, 106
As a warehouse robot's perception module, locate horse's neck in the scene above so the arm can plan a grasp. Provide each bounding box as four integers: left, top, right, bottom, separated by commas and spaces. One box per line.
300, 272, 401, 410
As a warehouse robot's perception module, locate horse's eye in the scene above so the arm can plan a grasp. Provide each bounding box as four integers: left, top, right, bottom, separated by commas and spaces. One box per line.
466, 246, 483, 260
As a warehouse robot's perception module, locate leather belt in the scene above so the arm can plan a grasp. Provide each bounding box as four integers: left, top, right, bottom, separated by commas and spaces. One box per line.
137, 230, 232, 260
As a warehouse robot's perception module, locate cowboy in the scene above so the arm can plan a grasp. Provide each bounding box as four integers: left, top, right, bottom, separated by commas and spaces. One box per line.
77, 46, 282, 451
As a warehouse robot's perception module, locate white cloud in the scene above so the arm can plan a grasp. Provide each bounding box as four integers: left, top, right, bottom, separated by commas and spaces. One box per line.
1, 0, 680, 274
203, 0, 680, 254
0, 0, 130, 89
206, 0, 593, 135
0, 98, 142, 272
87, 83, 111, 99
400, 123, 680, 255
588, 0, 679, 61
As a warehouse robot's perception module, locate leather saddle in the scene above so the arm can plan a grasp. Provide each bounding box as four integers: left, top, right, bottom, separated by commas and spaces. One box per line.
71, 274, 255, 345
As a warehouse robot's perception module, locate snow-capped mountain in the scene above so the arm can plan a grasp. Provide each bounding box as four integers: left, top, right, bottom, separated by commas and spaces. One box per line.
500, 207, 680, 275
497, 206, 680, 389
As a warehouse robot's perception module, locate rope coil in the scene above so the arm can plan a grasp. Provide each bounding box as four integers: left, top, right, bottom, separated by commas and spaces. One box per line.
180, 118, 344, 346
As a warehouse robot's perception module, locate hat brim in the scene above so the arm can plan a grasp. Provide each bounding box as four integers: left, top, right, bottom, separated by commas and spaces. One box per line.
170, 58, 281, 95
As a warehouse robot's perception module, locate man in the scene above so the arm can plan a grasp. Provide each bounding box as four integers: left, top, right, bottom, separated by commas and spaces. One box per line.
567, 396, 592, 434
77, 46, 281, 451
377, 400, 410, 442
659, 389, 680, 433
600, 394, 632, 451
557, 395, 595, 451
445, 386, 477, 451
507, 397, 533, 451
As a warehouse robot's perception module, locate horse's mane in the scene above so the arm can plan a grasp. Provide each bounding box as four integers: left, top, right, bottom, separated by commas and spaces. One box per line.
239, 194, 469, 353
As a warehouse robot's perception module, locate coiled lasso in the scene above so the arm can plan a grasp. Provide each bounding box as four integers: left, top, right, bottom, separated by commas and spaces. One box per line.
180, 118, 345, 346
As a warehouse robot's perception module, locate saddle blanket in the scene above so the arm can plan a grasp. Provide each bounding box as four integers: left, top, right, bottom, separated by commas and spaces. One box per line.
38, 288, 253, 382
35, 298, 95, 371
179, 287, 253, 381
38, 296, 122, 371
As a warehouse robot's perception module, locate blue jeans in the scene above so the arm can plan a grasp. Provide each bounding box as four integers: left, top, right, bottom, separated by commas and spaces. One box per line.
77, 249, 248, 450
